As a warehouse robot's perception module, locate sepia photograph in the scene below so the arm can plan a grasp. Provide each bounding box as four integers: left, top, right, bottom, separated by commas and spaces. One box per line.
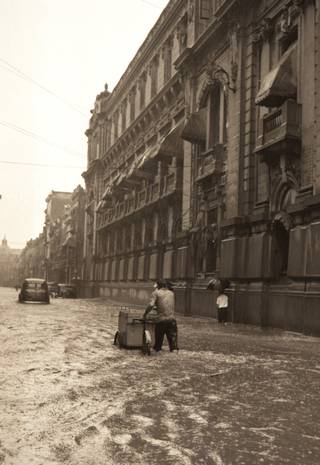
0, 0, 320, 464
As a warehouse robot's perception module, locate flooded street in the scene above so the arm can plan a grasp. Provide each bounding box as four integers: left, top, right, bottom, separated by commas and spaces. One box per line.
0, 286, 320, 465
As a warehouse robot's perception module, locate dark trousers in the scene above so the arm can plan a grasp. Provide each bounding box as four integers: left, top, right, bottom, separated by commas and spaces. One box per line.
218, 307, 228, 323
154, 319, 178, 352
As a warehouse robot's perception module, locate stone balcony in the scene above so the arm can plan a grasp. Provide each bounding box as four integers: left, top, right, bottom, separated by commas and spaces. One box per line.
195, 145, 224, 183
162, 168, 182, 197
255, 99, 302, 158
97, 172, 181, 230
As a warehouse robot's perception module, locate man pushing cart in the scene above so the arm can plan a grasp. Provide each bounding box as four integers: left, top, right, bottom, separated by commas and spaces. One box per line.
113, 280, 178, 355
144, 279, 178, 353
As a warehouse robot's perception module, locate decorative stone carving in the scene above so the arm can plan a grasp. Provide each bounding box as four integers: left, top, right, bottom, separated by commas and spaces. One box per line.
277, 2, 302, 38
269, 153, 300, 212
252, 17, 273, 43
188, 0, 195, 22
228, 22, 240, 63
176, 14, 188, 51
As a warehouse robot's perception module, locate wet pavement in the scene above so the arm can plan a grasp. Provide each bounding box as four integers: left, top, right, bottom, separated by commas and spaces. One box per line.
0, 286, 319, 465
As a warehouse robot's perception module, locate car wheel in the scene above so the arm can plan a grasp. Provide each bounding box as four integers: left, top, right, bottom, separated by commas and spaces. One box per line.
113, 331, 121, 346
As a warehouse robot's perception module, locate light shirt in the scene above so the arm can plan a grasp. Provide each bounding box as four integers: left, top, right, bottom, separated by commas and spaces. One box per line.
217, 294, 228, 308
149, 288, 175, 321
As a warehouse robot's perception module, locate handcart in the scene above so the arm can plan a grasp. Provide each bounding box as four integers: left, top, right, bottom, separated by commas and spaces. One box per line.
113, 307, 156, 355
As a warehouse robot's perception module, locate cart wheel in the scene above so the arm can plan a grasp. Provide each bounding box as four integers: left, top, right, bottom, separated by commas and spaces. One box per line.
142, 341, 151, 356
113, 331, 120, 346
142, 331, 151, 355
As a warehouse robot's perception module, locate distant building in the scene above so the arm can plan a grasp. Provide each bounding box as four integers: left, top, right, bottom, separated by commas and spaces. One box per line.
18, 233, 45, 281
44, 191, 73, 283
0, 237, 21, 286
60, 185, 86, 283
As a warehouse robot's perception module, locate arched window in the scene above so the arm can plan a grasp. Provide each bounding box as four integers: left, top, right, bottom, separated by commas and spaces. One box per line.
205, 83, 227, 151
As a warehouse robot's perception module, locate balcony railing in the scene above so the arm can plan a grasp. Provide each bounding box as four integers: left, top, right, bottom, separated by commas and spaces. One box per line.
137, 189, 147, 209
214, 0, 227, 12
196, 145, 224, 182
125, 195, 136, 215
255, 99, 301, 157
163, 173, 176, 196
115, 202, 125, 220
149, 182, 160, 203
97, 172, 182, 230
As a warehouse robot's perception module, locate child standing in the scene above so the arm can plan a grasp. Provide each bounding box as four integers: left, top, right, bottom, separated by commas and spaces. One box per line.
216, 290, 228, 324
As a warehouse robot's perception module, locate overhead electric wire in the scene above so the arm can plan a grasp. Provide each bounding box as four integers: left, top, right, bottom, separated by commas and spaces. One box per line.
0, 57, 88, 117
0, 160, 84, 169
139, 0, 164, 8
0, 119, 85, 159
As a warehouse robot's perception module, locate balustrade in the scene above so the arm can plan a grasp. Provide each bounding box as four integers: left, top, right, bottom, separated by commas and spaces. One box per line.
255, 99, 301, 157
214, 0, 227, 12
137, 189, 147, 209
149, 182, 160, 202
163, 172, 176, 195
196, 146, 224, 182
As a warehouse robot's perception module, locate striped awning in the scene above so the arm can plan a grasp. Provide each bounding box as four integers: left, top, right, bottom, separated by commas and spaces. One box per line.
181, 109, 207, 144
256, 42, 297, 107
156, 122, 184, 160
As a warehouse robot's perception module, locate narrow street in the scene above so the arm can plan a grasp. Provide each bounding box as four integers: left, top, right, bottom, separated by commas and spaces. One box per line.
0, 286, 319, 465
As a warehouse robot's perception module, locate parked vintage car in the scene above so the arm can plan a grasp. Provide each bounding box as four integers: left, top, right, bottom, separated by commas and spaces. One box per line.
47, 281, 59, 297
57, 284, 76, 298
18, 278, 50, 304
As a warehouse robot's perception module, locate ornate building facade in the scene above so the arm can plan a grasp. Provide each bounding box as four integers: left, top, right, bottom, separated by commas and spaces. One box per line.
19, 187, 85, 286
18, 234, 45, 281
83, 0, 320, 335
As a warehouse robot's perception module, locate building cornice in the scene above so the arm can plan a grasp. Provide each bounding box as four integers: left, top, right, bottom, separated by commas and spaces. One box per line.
104, 0, 187, 113
100, 73, 185, 169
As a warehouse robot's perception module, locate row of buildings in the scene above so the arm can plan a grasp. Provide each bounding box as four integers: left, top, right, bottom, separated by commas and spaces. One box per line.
20, 0, 320, 335
19, 187, 85, 285
0, 237, 21, 287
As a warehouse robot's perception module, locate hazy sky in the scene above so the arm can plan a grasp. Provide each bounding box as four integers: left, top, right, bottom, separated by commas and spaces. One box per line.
0, 0, 169, 249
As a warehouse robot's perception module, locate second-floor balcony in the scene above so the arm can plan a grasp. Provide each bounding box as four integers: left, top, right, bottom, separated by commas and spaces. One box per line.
214, 0, 228, 13
136, 189, 148, 210
125, 194, 136, 215
149, 182, 160, 203
97, 172, 181, 230
196, 145, 224, 182
97, 208, 114, 230
115, 202, 125, 220
255, 99, 301, 158
162, 167, 182, 196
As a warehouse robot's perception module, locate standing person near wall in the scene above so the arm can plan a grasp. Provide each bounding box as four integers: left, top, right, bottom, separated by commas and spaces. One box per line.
216, 288, 228, 324
144, 279, 178, 352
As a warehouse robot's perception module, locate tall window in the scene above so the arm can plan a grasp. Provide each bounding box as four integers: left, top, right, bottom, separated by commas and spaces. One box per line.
165, 49, 172, 83
206, 84, 227, 150
200, 0, 212, 20
139, 73, 146, 110
130, 87, 136, 123
167, 206, 174, 241
106, 121, 111, 149
150, 57, 159, 98
163, 38, 173, 84
113, 111, 118, 141
153, 213, 159, 243
121, 100, 127, 133
101, 123, 107, 154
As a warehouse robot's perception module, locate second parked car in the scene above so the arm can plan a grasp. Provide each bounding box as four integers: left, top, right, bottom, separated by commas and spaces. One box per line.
57, 284, 76, 298
18, 278, 50, 304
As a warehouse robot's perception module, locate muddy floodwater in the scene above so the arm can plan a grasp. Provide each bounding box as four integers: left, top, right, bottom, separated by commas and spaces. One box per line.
0, 287, 319, 465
